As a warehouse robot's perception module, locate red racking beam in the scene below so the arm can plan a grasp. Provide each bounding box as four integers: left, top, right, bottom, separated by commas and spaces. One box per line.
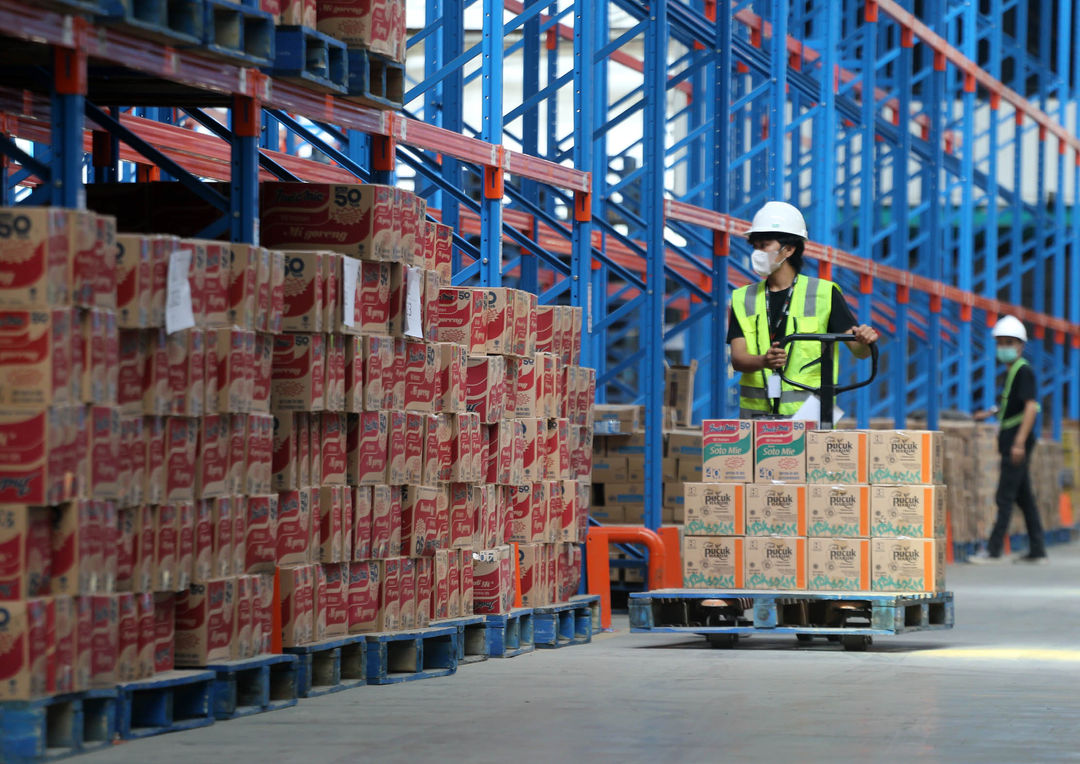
0, 0, 588, 192
664, 200, 1079, 336
876, 0, 1079, 156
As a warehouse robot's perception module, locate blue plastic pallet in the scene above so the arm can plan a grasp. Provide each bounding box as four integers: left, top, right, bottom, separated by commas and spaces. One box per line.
483, 608, 535, 658
365, 626, 458, 685
533, 595, 598, 649
267, 26, 349, 94
284, 634, 367, 697
116, 670, 216, 740
201, 0, 275, 66
41, 0, 109, 14
97, 0, 204, 46
432, 615, 489, 665
0, 688, 117, 763
345, 48, 404, 109
628, 589, 954, 650
204, 654, 298, 721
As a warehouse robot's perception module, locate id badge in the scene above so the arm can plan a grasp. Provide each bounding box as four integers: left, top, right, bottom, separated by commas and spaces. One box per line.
767, 372, 782, 399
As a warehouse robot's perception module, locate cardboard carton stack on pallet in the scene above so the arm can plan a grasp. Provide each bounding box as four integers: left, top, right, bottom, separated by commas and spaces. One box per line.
1063, 422, 1080, 525
260, 182, 594, 629
0, 193, 596, 700
683, 422, 948, 594
0, 208, 287, 698
590, 363, 700, 529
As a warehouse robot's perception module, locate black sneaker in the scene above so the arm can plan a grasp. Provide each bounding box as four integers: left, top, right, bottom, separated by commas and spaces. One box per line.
1013, 554, 1049, 564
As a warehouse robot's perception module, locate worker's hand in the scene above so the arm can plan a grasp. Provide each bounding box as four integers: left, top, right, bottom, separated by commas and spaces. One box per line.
1010, 443, 1025, 466
851, 324, 878, 345
972, 409, 991, 423
762, 342, 787, 370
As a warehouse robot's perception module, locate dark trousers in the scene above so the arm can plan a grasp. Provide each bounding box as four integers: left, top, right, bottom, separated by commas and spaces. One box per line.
987, 453, 1046, 558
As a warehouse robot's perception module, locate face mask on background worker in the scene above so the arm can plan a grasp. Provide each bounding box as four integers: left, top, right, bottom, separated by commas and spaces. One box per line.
996, 346, 1019, 364
751, 246, 787, 278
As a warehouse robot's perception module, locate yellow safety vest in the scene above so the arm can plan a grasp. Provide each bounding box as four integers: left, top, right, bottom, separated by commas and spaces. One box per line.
731, 276, 837, 417
999, 357, 1039, 430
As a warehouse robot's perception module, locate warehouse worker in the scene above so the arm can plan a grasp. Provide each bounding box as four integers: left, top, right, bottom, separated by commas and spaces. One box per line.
971, 316, 1047, 563
727, 201, 878, 419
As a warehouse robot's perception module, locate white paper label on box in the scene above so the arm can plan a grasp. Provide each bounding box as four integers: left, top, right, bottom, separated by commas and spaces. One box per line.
166, 248, 195, 334
404, 266, 423, 339
342, 256, 361, 327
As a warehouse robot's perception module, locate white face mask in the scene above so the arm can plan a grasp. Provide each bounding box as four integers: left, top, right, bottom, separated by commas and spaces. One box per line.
751, 248, 784, 278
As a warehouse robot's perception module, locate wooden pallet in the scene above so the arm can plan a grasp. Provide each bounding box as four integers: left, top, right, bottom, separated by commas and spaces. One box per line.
116, 670, 216, 740
365, 626, 458, 685
533, 595, 598, 649
284, 634, 368, 697
0, 689, 117, 762
629, 589, 954, 651
203, 654, 299, 720
482, 608, 535, 658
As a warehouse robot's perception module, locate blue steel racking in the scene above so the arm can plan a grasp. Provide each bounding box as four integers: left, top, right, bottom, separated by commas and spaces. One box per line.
2, 0, 1079, 539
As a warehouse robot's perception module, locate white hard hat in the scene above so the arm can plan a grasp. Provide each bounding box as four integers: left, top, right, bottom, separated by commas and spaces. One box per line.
991, 314, 1027, 342
744, 201, 808, 239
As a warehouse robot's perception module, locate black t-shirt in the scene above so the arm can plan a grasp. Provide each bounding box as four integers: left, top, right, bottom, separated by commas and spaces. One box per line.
726, 283, 858, 344
998, 362, 1037, 454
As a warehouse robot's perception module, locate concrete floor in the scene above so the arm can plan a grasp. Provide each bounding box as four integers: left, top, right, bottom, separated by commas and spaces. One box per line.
88, 545, 1080, 764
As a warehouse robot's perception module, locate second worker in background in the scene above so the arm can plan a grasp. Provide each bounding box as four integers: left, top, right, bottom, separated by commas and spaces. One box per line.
727, 201, 878, 420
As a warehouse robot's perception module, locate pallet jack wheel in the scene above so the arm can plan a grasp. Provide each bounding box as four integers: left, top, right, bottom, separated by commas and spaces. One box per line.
706, 634, 739, 649
842, 635, 872, 652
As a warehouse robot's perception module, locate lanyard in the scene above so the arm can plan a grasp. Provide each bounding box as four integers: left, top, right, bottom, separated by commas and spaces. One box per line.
766, 275, 797, 343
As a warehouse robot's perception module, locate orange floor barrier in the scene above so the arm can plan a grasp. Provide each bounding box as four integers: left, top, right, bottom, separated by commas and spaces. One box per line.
586, 526, 666, 630
1060, 492, 1074, 528
656, 526, 683, 588
945, 511, 955, 564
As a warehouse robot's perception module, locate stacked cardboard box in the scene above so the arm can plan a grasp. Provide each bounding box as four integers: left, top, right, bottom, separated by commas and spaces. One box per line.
316, 0, 407, 64
682, 422, 948, 594
913, 419, 1067, 546
0, 209, 240, 698
0, 192, 595, 698
260, 182, 593, 632
589, 421, 700, 526
1063, 422, 1080, 521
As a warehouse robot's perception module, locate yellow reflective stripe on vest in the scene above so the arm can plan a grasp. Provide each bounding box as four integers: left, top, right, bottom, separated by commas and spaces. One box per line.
731, 276, 837, 416
999, 357, 1039, 430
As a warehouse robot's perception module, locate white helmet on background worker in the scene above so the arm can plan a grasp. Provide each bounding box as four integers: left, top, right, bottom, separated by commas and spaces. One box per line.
744, 201, 809, 240
991, 315, 1027, 343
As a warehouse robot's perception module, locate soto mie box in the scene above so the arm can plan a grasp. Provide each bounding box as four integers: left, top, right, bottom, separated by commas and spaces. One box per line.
701, 420, 753, 483
754, 420, 807, 483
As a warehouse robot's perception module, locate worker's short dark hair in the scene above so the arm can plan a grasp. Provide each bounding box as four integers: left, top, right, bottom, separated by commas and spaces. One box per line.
749, 232, 805, 272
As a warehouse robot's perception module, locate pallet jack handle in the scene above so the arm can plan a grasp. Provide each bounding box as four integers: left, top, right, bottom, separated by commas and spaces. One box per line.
776, 333, 879, 430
